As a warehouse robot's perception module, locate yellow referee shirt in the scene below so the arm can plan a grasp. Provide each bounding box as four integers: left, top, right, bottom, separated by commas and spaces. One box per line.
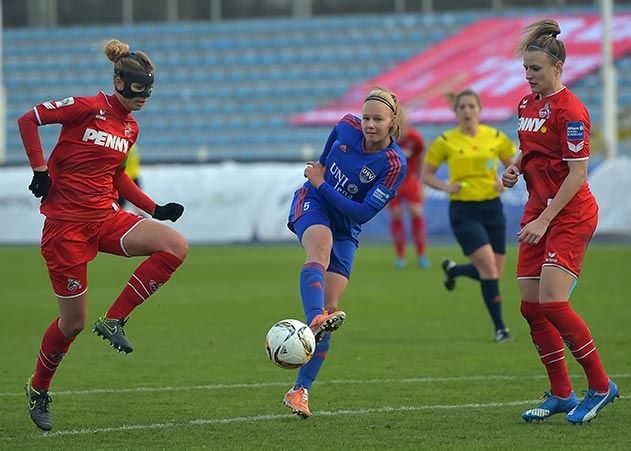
425, 125, 515, 201
123, 145, 141, 181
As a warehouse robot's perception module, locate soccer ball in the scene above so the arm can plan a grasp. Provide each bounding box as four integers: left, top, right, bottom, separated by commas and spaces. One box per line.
265, 319, 316, 369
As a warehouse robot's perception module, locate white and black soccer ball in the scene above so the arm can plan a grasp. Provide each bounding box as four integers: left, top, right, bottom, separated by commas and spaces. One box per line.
265, 319, 315, 369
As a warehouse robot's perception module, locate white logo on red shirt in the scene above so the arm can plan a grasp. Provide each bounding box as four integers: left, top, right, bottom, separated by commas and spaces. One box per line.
55, 97, 75, 108
567, 141, 584, 153
81, 128, 129, 153
518, 117, 546, 132
539, 103, 551, 119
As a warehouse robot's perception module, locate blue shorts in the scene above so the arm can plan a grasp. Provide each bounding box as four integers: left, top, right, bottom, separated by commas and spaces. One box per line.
448, 198, 506, 256
288, 187, 358, 279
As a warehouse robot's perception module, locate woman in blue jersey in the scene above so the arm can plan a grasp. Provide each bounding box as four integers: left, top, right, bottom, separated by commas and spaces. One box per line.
283, 88, 407, 418
422, 90, 516, 343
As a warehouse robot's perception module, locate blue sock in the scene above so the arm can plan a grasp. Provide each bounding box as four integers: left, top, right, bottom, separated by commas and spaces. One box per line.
451, 263, 480, 281
300, 262, 326, 324
295, 333, 331, 390
480, 279, 505, 330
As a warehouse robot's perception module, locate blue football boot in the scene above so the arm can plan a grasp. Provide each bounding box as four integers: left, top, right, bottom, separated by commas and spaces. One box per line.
566, 380, 619, 424
522, 391, 579, 422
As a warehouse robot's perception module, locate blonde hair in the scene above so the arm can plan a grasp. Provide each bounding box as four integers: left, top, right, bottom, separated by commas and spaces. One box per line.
364, 88, 402, 140
103, 39, 155, 74
516, 20, 566, 63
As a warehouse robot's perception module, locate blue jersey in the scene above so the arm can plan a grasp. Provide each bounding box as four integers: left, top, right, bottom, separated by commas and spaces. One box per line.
289, 114, 407, 243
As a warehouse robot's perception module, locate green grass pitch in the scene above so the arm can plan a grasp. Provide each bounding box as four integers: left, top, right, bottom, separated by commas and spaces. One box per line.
0, 243, 629, 449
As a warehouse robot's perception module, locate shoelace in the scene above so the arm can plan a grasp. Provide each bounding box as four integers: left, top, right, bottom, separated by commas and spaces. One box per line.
577, 388, 597, 406
34, 394, 52, 412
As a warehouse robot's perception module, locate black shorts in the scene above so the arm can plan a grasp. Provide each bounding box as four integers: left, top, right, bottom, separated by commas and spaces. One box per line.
449, 198, 506, 256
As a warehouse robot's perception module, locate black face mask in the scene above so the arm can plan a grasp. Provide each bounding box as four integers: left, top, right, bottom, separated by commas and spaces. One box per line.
115, 53, 154, 99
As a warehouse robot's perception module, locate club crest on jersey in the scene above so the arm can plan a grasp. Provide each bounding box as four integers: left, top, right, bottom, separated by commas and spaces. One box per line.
339, 144, 347, 152
359, 166, 377, 183
539, 102, 551, 119
67, 277, 82, 292
124, 123, 133, 137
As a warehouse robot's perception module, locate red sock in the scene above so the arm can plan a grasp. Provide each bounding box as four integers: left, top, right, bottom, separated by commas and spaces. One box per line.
411, 216, 426, 256
540, 301, 609, 392
520, 301, 572, 397
106, 251, 183, 319
32, 318, 75, 391
390, 218, 405, 258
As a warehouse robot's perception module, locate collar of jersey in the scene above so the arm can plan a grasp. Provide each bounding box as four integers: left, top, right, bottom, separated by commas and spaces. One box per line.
103, 92, 132, 118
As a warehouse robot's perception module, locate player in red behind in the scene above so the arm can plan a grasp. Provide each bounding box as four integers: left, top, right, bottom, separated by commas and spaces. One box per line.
389, 114, 430, 268
17, 39, 188, 431
503, 20, 618, 424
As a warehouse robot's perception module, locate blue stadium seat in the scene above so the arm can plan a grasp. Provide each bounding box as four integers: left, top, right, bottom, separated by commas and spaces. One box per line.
4, 9, 628, 164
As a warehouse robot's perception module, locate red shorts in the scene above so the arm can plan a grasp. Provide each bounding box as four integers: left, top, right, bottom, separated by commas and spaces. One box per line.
388, 177, 422, 208
517, 210, 598, 280
41, 210, 145, 298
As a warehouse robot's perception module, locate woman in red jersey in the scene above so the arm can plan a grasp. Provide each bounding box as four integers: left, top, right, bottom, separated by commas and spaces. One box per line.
18, 39, 188, 431
389, 113, 430, 269
502, 20, 618, 424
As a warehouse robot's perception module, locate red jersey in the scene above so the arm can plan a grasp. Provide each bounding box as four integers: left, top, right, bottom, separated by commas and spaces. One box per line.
517, 87, 597, 219
398, 127, 425, 181
29, 92, 139, 221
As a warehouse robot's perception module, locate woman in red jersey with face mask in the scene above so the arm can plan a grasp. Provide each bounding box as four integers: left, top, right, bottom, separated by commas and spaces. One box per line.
18, 39, 188, 431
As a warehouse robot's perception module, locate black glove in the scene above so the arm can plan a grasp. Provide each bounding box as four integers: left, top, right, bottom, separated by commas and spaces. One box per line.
152, 202, 184, 222
28, 170, 52, 199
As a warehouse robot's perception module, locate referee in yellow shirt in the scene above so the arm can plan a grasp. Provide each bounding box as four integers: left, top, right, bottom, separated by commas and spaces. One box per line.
118, 144, 142, 212
423, 89, 516, 343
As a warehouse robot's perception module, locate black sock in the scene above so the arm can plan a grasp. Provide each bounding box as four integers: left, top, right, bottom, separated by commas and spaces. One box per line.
480, 279, 505, 331
450, 263, 480, 281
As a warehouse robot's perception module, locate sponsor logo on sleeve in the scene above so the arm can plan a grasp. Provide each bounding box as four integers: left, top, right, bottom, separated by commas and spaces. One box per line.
566, 122, 585, 140
566, 121, 585, 153
54, 97, 75, 108
370, 186, 391, 207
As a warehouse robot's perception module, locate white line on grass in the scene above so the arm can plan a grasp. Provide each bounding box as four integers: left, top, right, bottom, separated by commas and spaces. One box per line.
7, 397, 623, 441
2, 373, 630, 397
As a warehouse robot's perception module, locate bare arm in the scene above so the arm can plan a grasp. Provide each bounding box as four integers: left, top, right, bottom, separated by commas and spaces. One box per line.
422, 163, 461, 194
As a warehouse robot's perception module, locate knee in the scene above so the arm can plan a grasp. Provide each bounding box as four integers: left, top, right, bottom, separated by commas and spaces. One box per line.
475, 257, 499, 279
520, 301, 544, 324
163, 233, 189, 260
305, 246, 330, 268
